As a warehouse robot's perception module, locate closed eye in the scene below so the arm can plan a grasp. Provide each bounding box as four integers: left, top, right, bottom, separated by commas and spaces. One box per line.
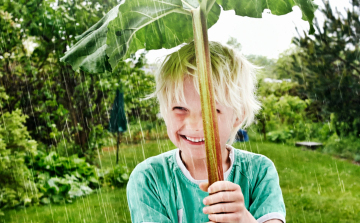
173, 107, 220, 113
173, 106, 187, 111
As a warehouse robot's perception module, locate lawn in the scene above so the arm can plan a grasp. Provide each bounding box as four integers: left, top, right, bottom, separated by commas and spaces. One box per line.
2, 138, 360, 223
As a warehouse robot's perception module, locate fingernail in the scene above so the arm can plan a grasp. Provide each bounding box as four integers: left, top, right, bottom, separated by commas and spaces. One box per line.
203, 207, 207, 214
208, 188, 212, 193
203, 198, 207, 205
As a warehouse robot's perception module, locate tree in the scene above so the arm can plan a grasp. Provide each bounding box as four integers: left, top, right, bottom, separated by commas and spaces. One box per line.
226, 37, 242, 51
290, 0, 360, 137
0, 0, 157, 163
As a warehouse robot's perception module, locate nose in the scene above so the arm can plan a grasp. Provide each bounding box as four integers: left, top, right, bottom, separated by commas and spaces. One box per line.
186, 113, 203, 131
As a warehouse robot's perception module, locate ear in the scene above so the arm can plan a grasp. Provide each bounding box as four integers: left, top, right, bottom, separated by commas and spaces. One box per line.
232, 116, 242, 128
232, 110, 245, 128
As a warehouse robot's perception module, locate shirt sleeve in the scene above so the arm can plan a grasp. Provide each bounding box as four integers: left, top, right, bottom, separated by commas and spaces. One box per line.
249, 156, 286, 223
126, 164, 172, 223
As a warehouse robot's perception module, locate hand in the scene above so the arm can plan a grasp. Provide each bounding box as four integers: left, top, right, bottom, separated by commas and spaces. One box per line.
199, 181, 256, 223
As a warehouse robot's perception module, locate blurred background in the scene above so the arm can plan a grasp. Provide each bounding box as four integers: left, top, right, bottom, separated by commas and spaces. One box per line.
0, 0, 359, 222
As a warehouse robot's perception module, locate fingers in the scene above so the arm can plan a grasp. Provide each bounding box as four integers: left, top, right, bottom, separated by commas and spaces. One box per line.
203, 190, 243, 206
199, 182, 209, 192
202, 182, 245, 223
203, 202, 243, 214
208, 213, 243, 223
208, 181, 240, 194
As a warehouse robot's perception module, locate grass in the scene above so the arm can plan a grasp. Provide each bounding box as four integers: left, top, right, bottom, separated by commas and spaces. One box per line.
2, 138, 360, 223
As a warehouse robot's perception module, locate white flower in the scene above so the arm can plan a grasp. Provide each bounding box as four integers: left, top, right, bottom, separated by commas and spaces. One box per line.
1, 11, 12, 20
3, 52, 10, 58
22, 37, 39, 57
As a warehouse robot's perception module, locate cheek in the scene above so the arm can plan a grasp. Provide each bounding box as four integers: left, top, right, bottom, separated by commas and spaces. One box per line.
164, 113, 182, 137
217, 115, 235, 141
218, 115, 234, 129
167, 112, 185, 127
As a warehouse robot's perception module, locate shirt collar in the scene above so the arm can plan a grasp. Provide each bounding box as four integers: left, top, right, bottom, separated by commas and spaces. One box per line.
175, 145, 235, 185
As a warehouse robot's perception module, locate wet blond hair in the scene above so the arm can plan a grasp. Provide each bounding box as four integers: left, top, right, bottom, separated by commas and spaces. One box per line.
150, 41, 261, 144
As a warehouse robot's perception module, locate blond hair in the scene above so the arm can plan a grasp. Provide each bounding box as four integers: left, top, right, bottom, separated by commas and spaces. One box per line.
150, 41, 261, 144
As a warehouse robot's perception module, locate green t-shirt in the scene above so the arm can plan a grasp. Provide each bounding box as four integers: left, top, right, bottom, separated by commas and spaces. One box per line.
126, 145, 286, 223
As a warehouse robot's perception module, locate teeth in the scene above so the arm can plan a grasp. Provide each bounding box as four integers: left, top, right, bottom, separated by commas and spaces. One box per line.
185, 136, 205, 142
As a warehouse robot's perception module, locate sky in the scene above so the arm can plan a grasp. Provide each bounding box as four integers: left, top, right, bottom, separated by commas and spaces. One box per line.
145, 0, 353, 64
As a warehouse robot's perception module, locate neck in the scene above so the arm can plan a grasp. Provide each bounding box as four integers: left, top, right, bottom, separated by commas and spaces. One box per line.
180, 146, 231, 180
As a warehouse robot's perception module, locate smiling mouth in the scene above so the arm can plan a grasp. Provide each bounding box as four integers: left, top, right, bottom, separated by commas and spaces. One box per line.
180, 135, 205, 143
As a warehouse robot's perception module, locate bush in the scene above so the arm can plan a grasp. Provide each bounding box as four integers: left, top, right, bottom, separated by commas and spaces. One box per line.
26, 151, 101, 188
0, 109, 37, 182
0, 150, 101, 211
292, 121, 334, 142
323, 136, 360, 162
0, 109, 38, 215
0, 109, 37, 185
354, 154, 360, 163
104, 165, 130, 188
267, 129, 294, 143
0, 107, 131, 215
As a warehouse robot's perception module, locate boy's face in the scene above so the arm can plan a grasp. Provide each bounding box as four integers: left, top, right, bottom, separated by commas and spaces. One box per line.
164, 77, 241, 160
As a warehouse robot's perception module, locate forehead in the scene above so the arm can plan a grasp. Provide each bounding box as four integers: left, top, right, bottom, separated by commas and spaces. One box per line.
169, 81, 198, 106
170, 79, 228, 109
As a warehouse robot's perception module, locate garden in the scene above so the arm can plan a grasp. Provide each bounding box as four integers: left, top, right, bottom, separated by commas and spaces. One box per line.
1, 0, 360, 222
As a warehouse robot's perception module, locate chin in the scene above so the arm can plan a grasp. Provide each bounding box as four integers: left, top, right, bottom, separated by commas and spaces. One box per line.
181, 146, 207, 159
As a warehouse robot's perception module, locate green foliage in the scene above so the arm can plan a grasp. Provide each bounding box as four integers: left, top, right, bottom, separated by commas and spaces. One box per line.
27, 151, 100, 186
257, 81, 303, 98
289, 0, 360, 136
0, 108, 38, 213
323, 136, 360, 162
0, 104, 128, 214
273, 48, 300, 80
118, 55, 159, 123
0, 0, 118, 158
0, 0, 159, 163
255, 81, 309, 140
0, 109, 37, 155
1, 146, 130, 214
247, 55, 277, 79
267, 129, 294, 143
29, 151, 101, 202
218, 0, 317, 33
0, 109, 37, 189
226, 37, 242, 51
104, 165, 130, 188
0, 150, 99, 210
255, 77, 360, 162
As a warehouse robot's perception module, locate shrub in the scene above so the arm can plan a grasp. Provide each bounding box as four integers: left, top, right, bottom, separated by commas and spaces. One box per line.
267, 129, 294, 143
323, 136, 360, 162
26, 151, 101, 189
0, 109, 37, 185
104, 165, 130, 188
354, 154, 360, 163
0, 109, 38, 215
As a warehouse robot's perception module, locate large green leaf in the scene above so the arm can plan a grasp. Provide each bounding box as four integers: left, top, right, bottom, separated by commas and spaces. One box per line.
107, 0, 220, 71
216, 0, 317, 34
60, 0, 221, 73
59, 5, 120, 73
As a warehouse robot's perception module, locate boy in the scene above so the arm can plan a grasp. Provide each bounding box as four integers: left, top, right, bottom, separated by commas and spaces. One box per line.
126, 41, 286, 223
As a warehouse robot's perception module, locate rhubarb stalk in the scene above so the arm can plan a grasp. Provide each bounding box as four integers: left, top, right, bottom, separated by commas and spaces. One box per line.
191, 4, 223, 185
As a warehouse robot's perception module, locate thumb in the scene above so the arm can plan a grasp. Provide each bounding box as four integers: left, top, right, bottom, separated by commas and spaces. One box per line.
199, 182, 209, 192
